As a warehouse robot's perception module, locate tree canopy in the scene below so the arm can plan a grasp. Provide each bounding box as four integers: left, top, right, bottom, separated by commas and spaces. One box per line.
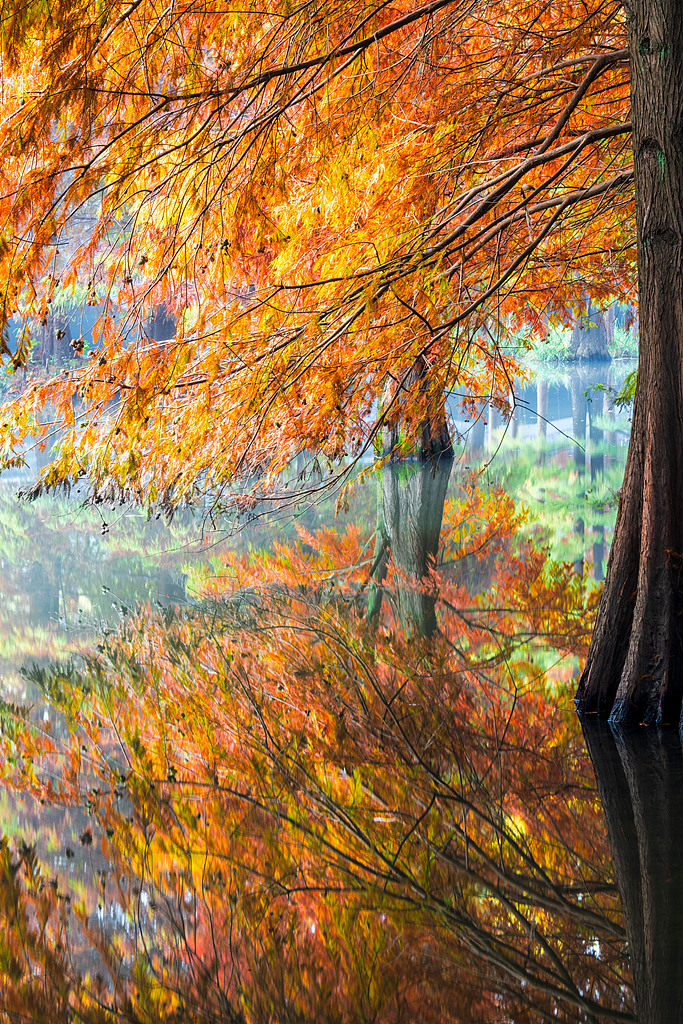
0, 0, 633, 506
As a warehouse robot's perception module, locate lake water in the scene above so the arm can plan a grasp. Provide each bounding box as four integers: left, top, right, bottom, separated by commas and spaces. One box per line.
0, 358, 674, 1023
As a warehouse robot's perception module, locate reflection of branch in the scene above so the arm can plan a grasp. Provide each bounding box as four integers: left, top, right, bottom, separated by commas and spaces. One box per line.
357, 534, 390, 596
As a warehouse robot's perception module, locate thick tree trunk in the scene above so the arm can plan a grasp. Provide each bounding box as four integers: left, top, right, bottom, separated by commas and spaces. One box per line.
570, 296, 611, 361
583, 720, 683, 1023
381, 356, 454, 459
576, 1, 683, 726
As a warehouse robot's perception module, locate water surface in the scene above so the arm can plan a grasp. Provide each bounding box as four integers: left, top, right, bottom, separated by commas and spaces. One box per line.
0, 359, 673, 1023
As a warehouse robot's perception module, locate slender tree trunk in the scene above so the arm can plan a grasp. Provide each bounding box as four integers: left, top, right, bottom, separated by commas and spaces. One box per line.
32, 307, 74, 367
606, 302, 616, 351
577, 1, 683, 725
536, 379, 548, 444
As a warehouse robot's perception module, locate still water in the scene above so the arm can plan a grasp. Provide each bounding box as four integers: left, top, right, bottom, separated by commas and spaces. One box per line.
0, 359, 673, 1023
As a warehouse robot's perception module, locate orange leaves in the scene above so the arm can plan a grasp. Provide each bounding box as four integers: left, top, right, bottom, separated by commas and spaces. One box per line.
0, 0, 634, 504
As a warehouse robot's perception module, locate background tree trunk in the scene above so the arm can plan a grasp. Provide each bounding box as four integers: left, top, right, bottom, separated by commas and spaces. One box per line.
146, 302, 176, 342
536, 379, 548, 445
569, 295, 611, 361
32, 308, 74, 367
577, 0, 683, 725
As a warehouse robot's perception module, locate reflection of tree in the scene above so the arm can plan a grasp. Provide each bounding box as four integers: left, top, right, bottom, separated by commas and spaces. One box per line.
0, 511, 634, 1023
0, 487, 203, 693
537, 378, 548, 449
367, 462, 451, 637
584, 721, 683, 1024
486, 368, 629, 576
25, 560, 59, 624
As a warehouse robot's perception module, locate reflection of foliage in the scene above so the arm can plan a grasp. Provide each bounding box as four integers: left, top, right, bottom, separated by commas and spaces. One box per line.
489, 439, 627, 568
0, 504, 632, 1022
0, 485, 208, 692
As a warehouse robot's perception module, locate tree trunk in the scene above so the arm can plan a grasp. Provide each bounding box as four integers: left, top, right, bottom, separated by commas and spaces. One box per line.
146, 302, 176, 342
381, 356, 453, 459
569, 295, 611, 361
576, 0, 683, 726
32, 308, 74, 367
536, 378, 548, 444
583, 719, 683, 1023
606, 302, 616, 351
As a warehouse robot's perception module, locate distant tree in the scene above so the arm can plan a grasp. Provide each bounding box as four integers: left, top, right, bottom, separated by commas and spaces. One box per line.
569, 295, 611, 361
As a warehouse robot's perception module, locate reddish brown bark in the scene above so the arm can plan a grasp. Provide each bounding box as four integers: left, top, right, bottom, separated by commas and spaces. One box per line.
577, 0, 683, 725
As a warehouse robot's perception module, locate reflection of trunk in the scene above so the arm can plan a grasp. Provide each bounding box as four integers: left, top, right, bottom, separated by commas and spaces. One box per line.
157, 570, 187, 607
367, 462, 451, 638
26, 561, 59, 624
590, 386, 605, 480
571, 372, 587, 472
577, 1, 683, 724
573, 515, 585, 576
570, 296, 611, 361
467, 413, 486, 454
583, 720, 683, 1023
536, 379, 548, 443
593, 524, 605, 582
381, 357, 453, 459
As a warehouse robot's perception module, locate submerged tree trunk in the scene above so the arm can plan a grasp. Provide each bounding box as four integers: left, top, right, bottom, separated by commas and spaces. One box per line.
366, 462, 452, 637
576, 1, 683, 726
583, 720, 683, 1023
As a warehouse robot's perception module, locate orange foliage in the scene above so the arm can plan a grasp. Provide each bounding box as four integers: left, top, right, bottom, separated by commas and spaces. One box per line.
0, 0, 632, 505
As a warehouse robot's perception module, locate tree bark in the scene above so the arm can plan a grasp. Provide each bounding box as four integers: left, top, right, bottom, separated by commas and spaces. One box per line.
576, 0, 683, 726
570, 295, 611, 361
381, 356, 454, 459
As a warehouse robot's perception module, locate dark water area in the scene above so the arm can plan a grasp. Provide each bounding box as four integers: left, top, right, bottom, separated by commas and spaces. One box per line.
0, 358, 676, 1023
